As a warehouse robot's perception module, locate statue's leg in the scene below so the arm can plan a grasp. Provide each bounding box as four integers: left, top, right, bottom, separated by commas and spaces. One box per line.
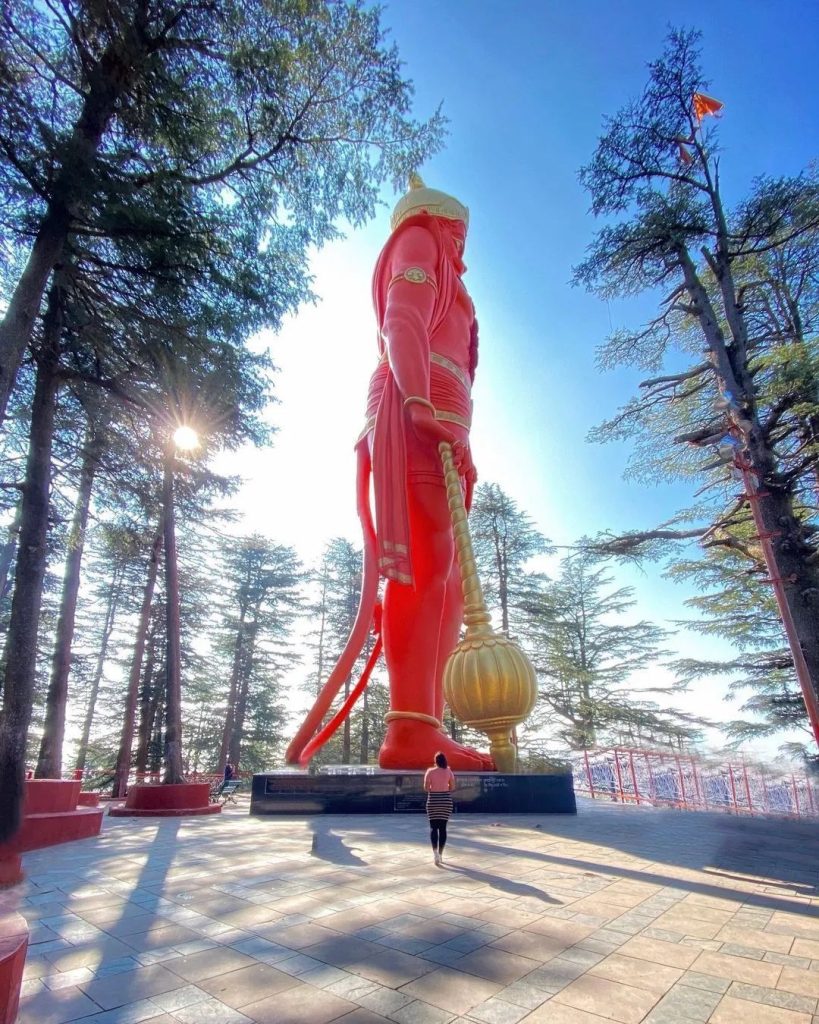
379, 478, 493, 771
435, 561, 463, 722
382, 479, 450, 721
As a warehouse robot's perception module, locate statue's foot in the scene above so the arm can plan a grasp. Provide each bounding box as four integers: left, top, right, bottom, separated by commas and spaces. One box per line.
378, 718, 494, 771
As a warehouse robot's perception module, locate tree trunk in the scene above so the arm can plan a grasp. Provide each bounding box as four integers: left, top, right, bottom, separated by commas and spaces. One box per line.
0, 211, 69, 426
75, 561, 123, 774
342, 675, 351, 764
228, 620, 257, 769
314, 576, 328, 695
135, 623, 159, 775
229, 678, 249, 771
218, 607, 247, 769
228, 661, 250, 770
498, 547, 510, 636
359, 684, 369, 764
112, 523, 162, 797
0, 500, 22, 602
0, 286, 61, 841
0, 27, 150, 424
36, 421, 105, 777
745, 438, 819, 738
162, 453, 184, 783
150, 680, 164, 774
801, 411, 819, 505
678, 245, 819, 742
189, 703, 207, 774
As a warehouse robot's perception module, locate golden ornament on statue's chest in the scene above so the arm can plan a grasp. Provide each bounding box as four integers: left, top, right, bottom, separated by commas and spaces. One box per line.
439, 443, 537, 772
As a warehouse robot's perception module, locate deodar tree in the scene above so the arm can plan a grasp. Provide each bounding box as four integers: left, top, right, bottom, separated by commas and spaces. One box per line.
0, 0, 444, 423
519, 547, 701, 751
0, 0, 444, 840
575, 28, 819, 749
217, 536, 304, 772
469, 482, 551, 638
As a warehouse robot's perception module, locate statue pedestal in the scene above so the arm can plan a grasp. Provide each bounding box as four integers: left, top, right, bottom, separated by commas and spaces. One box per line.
250, 768, 575, 816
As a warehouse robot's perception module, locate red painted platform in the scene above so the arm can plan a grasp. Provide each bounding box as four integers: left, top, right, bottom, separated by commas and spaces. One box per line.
77, 792, 100, 807
0, 780, 104, 888
23, 778, 81, 814
13, 807, 104, 851
0, 859, 21, 891
109, 782, 221, 817
0, 898, 28, 1024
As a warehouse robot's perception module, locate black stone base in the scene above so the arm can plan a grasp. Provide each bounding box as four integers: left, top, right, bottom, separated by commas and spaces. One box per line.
250, 767, 576, 816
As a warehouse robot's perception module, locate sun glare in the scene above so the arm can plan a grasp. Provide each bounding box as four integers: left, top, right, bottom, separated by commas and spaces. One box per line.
173, 425, 199, 451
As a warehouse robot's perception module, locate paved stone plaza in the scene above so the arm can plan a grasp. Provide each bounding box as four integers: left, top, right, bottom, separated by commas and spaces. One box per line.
13, 797, 819, 1024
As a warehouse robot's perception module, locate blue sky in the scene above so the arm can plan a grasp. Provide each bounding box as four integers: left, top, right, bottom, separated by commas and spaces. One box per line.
226, 1, 819, 757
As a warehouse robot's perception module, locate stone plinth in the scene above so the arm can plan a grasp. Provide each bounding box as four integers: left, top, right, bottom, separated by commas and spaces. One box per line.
251, 768, 576, 815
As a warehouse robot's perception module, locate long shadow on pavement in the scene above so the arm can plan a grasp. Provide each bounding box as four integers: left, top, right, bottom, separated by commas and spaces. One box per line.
309, 824, 367, 866
446, 807, 819, 917
443, 863, 561, 904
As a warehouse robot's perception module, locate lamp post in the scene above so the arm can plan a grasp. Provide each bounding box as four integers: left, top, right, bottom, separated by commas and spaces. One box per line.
162, 425, 198, 784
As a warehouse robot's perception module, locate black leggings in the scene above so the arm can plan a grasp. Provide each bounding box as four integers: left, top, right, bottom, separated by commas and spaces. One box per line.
429, 818, 448, 852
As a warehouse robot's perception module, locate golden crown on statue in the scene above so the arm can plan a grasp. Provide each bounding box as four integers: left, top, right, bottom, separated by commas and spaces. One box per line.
391, 173, 469, 232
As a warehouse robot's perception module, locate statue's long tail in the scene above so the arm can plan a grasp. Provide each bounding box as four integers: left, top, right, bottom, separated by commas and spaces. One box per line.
285, 442, 380, 766
298, 628, 382, 764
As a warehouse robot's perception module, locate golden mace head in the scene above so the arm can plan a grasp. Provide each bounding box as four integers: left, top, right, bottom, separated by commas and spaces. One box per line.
439, 443, 538, 772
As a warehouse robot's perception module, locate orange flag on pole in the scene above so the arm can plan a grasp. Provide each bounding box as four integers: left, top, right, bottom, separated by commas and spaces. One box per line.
693, 92, 724, 123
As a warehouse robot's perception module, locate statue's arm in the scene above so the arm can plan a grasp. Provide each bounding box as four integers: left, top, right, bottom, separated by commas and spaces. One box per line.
381, 224, 469, 470
380, 224, 438, 403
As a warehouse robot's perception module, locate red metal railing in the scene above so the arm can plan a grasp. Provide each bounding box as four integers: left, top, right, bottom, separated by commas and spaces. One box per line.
572, 747, 819, 820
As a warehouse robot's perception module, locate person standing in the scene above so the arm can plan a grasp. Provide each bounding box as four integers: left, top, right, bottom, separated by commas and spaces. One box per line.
424, 751, 455, 865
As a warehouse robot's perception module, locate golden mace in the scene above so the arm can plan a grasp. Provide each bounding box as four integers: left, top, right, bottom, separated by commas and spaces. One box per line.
439, 442, 538, 772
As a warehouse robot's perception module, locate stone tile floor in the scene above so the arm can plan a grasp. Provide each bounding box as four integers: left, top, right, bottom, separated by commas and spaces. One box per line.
10, 796, 819, 1024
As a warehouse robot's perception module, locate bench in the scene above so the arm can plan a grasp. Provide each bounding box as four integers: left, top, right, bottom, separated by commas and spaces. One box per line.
217, 780, 243, 805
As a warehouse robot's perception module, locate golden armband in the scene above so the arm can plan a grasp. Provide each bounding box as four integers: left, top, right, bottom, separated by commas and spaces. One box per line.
388, 267, 438, 291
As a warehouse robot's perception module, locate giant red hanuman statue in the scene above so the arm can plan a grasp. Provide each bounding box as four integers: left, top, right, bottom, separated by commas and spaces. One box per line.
286, 175, 494, 771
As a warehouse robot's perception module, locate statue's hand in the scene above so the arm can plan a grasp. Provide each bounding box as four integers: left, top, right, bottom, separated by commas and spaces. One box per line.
407, 403, 473, 477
